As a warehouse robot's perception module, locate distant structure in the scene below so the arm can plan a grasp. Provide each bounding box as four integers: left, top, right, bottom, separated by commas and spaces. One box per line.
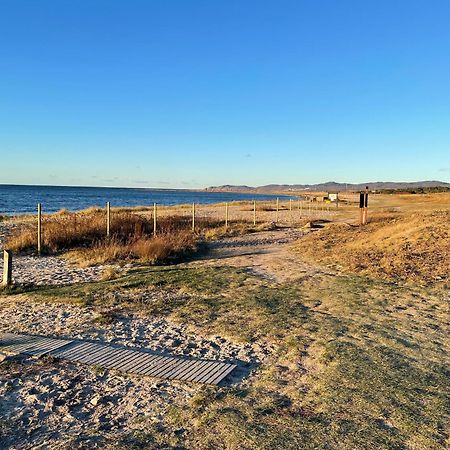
327, 193, 338, 202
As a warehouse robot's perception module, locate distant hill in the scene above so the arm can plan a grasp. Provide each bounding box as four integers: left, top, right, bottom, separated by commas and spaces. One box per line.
206, 180, 450, 193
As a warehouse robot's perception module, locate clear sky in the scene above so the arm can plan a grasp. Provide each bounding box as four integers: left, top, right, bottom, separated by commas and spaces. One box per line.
1, 0, 449, 188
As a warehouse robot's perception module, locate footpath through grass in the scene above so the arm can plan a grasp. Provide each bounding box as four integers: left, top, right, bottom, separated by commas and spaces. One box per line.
3, 264, 448, 449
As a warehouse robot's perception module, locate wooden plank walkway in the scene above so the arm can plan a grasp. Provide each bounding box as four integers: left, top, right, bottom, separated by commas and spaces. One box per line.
0, 332, 73, 357
0, 333, 237, 385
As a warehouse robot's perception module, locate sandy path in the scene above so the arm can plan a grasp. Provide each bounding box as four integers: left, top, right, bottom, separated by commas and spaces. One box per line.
193, 226, 333, 283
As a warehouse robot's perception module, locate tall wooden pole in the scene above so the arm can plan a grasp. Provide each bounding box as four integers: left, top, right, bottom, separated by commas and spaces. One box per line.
289, 199, 292, 223
153, 203, 157, 236
192, 203, 195, 232
2, 250, 12, 287
106, 202, 111, 237
37, 203, 42, 255
253, 200, 256, 226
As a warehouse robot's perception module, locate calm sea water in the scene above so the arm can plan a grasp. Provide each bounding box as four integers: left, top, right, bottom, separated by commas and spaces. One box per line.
0, 185, 291, 216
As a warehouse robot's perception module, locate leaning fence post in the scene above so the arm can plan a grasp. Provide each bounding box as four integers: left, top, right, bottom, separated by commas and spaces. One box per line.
225, 202, 229, 229
106, 202, 111, 237
2, 250, 12, 287
37, 203, 42, 255
192, 203, 196, 232
153, 203, 157, 236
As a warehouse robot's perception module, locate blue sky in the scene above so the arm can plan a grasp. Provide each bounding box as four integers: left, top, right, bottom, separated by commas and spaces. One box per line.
1, 0, 449, 188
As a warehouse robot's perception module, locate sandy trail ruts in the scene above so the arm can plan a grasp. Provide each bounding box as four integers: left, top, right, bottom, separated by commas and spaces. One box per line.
194, 226, 333, 283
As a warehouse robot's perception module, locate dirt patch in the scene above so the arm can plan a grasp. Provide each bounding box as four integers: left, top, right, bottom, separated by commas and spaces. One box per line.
195, 227, 333, 283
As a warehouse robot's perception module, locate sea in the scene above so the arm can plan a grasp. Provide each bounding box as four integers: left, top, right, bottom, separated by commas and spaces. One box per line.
0, 185, 292, 216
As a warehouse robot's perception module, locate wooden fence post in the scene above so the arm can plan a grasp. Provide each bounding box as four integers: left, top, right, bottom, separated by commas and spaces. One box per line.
225, 202, 229, 229
192, 203, 195, 232
289, 199, 292, 223
2, 250, 12, 287
37, 203, 42, 255
106, 202, 111, 237
276, 198, 279, 223
153, 203, 157, 236
253, 200, 256, 226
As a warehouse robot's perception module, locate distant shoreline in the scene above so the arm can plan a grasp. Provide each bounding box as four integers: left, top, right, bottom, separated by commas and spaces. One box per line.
0, 185, 294, 216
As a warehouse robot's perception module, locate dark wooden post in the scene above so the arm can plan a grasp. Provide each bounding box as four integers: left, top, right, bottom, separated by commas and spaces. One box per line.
2, 250, 12, 287
359, 192, 364, 225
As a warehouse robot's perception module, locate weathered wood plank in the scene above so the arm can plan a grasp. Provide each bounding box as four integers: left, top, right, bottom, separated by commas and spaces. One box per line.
120, 352, 159, 372
173, 360, 210, 380
98, 349, 142, 369
164, 359, 194, 379
0, 333, 237, 384
181, 361, 218, 382
194, 362, 232, 384
107, 351, 142, 370
133, 355, 168, 374
209, 364, 237, 385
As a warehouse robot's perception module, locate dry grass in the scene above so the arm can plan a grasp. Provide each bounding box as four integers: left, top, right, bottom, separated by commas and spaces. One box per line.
294, 210, 450, 284
6, 212, 206, 265
5, 211, 267, 266
67, 231, 198, 266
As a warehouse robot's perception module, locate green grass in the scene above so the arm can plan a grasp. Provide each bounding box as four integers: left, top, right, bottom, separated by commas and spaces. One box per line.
1, 265, 448, 449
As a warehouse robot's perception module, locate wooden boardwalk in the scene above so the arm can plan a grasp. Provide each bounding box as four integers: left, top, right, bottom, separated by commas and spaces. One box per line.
0, 332, 237, 385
